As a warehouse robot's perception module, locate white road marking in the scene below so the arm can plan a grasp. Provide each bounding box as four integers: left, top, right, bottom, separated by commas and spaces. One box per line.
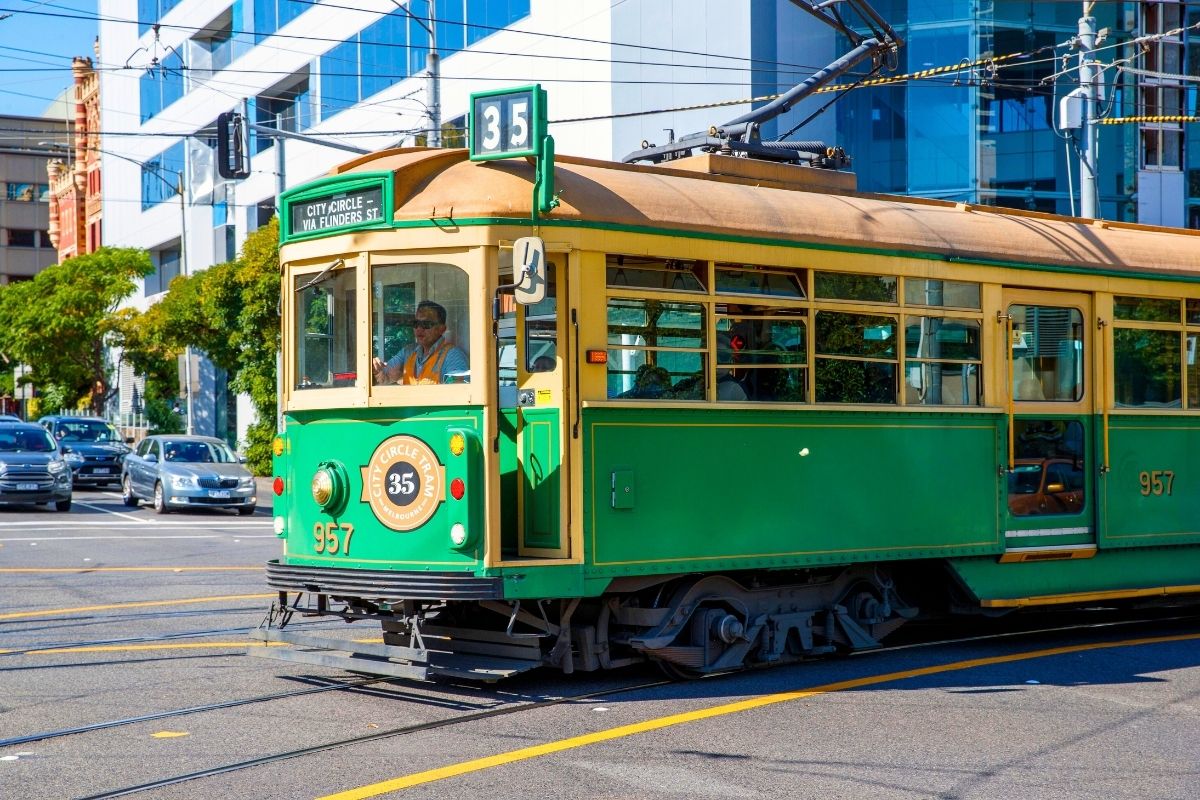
73, 500, 149, 523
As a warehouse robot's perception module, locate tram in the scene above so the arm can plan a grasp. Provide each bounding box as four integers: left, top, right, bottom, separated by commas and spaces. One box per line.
252, 103, 1200, 681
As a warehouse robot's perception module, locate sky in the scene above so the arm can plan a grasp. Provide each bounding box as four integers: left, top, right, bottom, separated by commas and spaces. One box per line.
0, 0, 99, 118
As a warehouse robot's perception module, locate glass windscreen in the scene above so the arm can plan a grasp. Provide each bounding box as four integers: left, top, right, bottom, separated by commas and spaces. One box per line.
294, 264, 357, 390
371, 263, 470, 386
54, 419, 123, 443
161, 440, 238, 463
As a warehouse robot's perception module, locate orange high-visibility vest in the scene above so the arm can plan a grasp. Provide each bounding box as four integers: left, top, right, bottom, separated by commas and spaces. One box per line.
402, 340, 453, 384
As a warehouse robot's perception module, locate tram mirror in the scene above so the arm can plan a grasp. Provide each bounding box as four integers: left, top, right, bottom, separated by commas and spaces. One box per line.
513, 236, 547, 305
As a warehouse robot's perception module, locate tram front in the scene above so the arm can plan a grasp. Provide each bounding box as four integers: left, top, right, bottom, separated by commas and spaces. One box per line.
254, 153, 569, 680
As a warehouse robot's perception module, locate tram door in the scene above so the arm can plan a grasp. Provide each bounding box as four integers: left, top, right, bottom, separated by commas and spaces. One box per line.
999, 290, 1097, 558
497, 260, 570, 558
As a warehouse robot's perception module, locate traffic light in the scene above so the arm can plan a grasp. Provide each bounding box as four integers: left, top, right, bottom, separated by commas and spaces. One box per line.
216, 111, 250, 180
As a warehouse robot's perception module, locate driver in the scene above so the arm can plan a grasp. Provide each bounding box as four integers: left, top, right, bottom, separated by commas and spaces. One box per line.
372, 300, 468, 385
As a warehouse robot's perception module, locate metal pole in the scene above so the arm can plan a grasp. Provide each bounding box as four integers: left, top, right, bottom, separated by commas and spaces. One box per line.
427, 4, 440, 147
1078, 5, 1100, 219
178, 170, 194, 435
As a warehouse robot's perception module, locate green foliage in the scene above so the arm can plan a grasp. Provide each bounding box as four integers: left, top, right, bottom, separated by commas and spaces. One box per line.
120, 219, 281, 474
0, 248, 152, 415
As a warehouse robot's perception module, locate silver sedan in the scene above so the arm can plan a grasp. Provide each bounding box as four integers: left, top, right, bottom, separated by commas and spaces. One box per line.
121, 435, 257, 515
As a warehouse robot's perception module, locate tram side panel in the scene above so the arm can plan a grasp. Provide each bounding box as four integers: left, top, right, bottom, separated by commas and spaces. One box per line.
1103, 415, 1200, 549
583, 407, 1003, 576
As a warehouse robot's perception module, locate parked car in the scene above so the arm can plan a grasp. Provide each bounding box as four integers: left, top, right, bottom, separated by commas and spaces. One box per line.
1007, 457, 1085, 516
0, 414, 21, 422
0, 421, 72, 510
121, 434, 256, 515
38, 415, 132, 488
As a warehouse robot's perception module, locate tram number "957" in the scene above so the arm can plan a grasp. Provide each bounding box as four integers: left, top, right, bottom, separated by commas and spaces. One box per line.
1138, 470, 1174, 497
313, 522, 355, 555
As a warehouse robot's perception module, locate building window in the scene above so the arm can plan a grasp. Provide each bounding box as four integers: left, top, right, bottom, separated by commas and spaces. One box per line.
256, 72, 315, 153
139, 49, 185, 122
5, 229, 45, 248
145, 244, 181, 296
141, 141, 186, 211
5, 183, 49, 202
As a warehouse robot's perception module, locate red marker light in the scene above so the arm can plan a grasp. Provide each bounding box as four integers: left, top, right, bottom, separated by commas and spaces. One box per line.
586, 350, 608, 364
272, 477, 284, 496
450, 478, 465, 500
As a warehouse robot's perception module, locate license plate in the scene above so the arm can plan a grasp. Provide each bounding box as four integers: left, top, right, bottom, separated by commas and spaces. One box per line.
93, 468, 111, 475
17, 483, 38, 491
209, 490, 231, 499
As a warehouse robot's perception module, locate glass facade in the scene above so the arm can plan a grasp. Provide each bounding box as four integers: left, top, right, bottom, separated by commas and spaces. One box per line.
141, 141, 186, 210
832, 1, 1156, 221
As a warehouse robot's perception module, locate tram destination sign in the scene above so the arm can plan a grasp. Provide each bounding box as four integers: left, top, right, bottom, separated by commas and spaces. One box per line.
290, 186, 385, 237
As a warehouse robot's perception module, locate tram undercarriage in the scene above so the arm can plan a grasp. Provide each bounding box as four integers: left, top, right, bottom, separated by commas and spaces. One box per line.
250, 566, 917, 681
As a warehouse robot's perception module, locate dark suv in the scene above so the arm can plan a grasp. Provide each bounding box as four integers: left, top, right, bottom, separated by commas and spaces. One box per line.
38, 416, 132, 488
0, 421, 72, 510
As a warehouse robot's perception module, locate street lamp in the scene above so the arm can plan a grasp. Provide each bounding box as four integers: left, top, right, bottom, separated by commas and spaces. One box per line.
40, 141, 195, 435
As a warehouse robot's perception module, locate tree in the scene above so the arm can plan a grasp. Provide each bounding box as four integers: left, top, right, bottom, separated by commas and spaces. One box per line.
119, 220, 281, 473
0, 248, 152, 415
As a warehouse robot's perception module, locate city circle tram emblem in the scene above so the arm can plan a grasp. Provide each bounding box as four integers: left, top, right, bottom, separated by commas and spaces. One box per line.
360, 435, 445, 531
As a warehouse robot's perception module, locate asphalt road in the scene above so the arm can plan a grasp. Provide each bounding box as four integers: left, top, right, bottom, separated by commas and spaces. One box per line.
1, 489, 1197, 800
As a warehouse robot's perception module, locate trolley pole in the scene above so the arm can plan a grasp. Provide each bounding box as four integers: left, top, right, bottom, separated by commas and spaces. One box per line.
1078, 4, 1100, 219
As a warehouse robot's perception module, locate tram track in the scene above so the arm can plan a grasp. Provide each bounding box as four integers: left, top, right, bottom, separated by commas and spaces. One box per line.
73, 677, 674, 800
60, 607, 1200, 799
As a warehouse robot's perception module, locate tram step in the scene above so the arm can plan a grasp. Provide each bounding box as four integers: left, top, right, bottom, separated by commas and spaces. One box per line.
248, 627, 540, 682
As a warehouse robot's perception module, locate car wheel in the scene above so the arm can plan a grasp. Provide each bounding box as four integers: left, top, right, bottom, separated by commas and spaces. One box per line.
121, 475, 139, 507
55, 498, 71, 512
153, 482, 169, 514
237, 506, 255, 516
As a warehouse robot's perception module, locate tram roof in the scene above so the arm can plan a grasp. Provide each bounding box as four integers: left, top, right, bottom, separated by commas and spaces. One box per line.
331, 148, 1200, 278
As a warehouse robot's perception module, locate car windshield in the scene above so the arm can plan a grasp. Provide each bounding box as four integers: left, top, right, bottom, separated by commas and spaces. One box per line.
162, 441, 237, 463
1007, 464, 1043, 495
58, 420, 121, 443
0, 429, 56, 452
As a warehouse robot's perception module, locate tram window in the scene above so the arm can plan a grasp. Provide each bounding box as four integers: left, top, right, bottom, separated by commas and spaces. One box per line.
814, 272, 897, 303
607, 298, 706, 399
525, 262, 557, 372
606, 255, 706, 292
903, 279, 981, 310
1186, 299, 1200, 325
815, 311, 898, 403
1008, 305, 1083, 402
1189, 334, 1200, 410
1008, 419, 1086, 517
1114, 329, 1181, 407
903, 317, 982, 405
714, 264, 805, 298
715, 306, 807, 402
1114, 296, 1180, 323
370, 263, 470, 386
294, 266, 357, 390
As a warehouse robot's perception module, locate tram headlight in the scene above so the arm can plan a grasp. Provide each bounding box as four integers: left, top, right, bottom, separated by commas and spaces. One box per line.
449, 523, 470, 549
310, 461, 349, 515
273, 516, 286, 537
311, 470, 333, 506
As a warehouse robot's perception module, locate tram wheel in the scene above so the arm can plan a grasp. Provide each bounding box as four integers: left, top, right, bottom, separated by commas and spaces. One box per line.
655, 659, 704, 681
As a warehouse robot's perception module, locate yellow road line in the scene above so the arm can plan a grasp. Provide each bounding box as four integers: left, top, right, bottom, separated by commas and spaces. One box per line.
0, 567, 263, 573
0, 594, 275, 621
0, 642, 289, 655
319, 632, 1200, 800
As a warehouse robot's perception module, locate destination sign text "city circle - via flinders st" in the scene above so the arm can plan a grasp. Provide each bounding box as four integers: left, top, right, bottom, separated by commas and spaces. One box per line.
291, 187, 385, 236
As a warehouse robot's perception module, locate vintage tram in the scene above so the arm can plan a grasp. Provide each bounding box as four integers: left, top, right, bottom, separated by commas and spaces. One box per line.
252, 133, 1200, 681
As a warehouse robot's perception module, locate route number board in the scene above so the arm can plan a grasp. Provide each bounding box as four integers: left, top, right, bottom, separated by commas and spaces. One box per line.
469, 85, 547, 161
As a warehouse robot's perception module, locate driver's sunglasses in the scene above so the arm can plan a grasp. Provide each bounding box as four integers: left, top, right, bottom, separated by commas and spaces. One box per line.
412, 320, 438, 329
